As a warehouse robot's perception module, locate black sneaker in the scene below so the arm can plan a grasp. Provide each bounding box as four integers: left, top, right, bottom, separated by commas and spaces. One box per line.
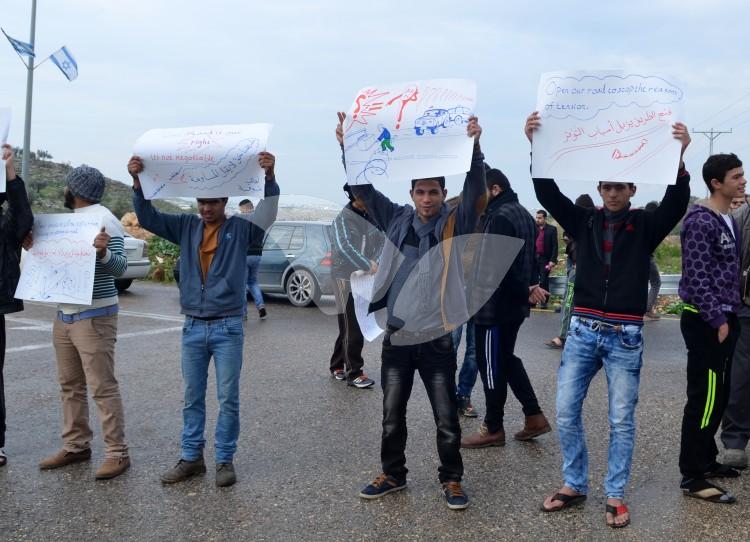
258, 307, 267, 320
441, 481, 469, 510
216, 463, 237, 487
160, 457, 206, 484
331, 369, 346, 380
359, 474, 407, 499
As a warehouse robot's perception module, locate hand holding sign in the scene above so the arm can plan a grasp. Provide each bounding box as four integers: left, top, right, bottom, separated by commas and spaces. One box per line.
93, 227, 110, 259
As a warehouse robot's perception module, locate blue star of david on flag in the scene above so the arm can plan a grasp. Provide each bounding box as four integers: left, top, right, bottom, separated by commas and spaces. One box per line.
50, 46, 78, 81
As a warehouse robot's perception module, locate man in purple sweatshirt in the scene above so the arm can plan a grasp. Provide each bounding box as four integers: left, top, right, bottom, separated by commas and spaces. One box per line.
678, 153, 746, 503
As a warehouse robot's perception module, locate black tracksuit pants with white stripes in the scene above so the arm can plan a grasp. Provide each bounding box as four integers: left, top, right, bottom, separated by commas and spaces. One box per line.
475, 320, 542, 433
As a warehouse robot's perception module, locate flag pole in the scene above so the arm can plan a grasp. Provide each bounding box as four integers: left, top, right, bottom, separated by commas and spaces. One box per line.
21, 0, 37, 181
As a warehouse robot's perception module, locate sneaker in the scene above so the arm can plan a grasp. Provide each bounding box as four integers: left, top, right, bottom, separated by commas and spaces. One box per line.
331, 369, 346, 380
441, 481, 469, 510
723, 448, 748, 469
39, 448, 92, 470
160, 457, 207, 484
0, 448, 6, 467
457, 395, 478, 418
216, 463, 237, 487
359, 473, 407, 499
258, 307, 267, 320
95, 457, 131, 480
347, 374, 375, 388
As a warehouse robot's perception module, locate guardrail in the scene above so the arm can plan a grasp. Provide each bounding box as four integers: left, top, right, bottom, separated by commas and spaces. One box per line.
548, 274, 680, 296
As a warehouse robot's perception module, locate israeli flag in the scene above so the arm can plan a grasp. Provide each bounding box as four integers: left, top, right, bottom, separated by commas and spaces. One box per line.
50, 46, 78, 81
1, 29, 34, 58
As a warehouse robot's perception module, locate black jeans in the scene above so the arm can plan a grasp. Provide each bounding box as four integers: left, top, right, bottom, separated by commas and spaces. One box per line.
0, 315, 6, 448
722, 316, 750, 450
329, 278, 365, 379
475, 320, 542, 433
679, 311, 739, 480
536, 255, 551, 303
380, 333, 463, 483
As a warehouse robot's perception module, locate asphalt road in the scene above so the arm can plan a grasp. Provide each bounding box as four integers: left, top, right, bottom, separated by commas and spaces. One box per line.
1, 281, 749, 541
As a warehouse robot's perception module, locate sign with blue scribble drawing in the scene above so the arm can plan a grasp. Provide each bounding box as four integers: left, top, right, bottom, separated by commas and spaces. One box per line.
133, 123, 272, 199
16, 214, 102, 304
531, 71, 685, 185
343, 79, 476, 185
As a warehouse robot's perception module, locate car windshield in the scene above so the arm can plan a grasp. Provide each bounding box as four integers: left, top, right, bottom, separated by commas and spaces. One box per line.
423, 110, 441, 117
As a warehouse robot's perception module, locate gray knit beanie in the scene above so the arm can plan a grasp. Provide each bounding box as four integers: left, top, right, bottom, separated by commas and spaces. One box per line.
66, 166, 105, 203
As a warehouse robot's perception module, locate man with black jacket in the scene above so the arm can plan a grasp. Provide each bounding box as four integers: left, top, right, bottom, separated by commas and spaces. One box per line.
329, 183, 383, 388
460, 167, 550, 449
0, 144, 33, 467
534, 210, 557, 307
526, 111, 691, 528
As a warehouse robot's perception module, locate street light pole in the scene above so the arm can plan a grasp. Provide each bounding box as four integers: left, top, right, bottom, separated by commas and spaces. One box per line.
21, 0, 37, 181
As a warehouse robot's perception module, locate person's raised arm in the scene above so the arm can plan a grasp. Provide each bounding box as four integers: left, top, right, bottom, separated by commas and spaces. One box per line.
336, 111, 402, 229
1, 144, 33, 245
647, 123, 692, 250
244, 151, 280, 247
453, 116, 488, 235
127, 156, 190, 244
526, 111, 588, 237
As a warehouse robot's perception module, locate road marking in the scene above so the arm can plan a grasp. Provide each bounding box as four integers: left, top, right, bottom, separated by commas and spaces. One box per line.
119, 310, 184, 322
6, 326, 183, 353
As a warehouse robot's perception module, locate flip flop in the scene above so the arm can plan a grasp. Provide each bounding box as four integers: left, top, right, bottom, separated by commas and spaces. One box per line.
605, 503, 630, 528
540, 492, 586, 512
682, 479, 736, 504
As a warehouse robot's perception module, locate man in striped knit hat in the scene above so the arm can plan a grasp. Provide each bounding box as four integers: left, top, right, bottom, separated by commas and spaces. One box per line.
38, 166, 131, 480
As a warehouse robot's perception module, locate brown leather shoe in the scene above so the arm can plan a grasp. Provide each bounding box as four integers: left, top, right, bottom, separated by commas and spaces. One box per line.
95, 457, 131, 480
39, 448, 92, 470
460, 423, 505, 448
514, 413, 552, 441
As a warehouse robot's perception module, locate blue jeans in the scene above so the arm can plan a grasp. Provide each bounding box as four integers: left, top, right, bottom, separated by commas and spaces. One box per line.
451, 322, 478, 398
181, 315, 244, 464
556, 316, 643, 499
246, 255, 264, 309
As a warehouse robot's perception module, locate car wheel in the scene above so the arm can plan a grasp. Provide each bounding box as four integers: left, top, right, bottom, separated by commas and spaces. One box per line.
115, 279, 133, 293
285, 269, 319, 307
415, 127, 424, 136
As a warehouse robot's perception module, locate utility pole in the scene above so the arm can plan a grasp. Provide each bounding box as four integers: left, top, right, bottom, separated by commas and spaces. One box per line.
692, 127, 732, 156
21, 0, 37, 181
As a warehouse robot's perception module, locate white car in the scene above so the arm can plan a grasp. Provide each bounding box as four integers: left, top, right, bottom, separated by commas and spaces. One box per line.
116, 234, 150, 292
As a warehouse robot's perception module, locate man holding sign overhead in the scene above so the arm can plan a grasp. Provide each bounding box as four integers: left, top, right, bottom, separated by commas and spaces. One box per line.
37, 166, 131, 480
527, 108, 691, 527
341, 109, 486, 510
128, 150, 279, 488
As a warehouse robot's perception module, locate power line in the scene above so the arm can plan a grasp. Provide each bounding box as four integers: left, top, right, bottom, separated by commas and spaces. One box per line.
692, 128, 733, 155
694, 90, 750, 129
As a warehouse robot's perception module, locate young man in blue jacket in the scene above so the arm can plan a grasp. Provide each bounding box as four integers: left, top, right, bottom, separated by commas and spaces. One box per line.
127, 153, 279, 487
527, 111, 691, 527
678, 153, 745, 503
338, 112, 486, 510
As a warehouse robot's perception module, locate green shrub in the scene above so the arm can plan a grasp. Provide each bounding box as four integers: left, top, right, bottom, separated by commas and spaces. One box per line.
665, 299, 688, 315
147, 237, 180, 282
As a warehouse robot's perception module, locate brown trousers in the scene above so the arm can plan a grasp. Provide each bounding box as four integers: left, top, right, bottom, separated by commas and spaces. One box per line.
52, 314, 128, 458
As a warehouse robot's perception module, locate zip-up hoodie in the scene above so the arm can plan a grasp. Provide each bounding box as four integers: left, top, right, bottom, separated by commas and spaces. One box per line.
678, 201, 741, 328
133, 180, 279, 317
533, 168, 690, 324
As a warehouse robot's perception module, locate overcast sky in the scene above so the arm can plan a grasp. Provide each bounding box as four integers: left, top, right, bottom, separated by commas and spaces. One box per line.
1, 0, 749, 210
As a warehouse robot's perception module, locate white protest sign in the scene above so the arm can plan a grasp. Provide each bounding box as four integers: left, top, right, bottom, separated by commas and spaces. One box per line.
0, 107, 10, 192
16, 213, 101, 304
133, 123, 272, 199
531, 71, 685, 185
350, 271, 383, 342
343, 79, 476, 185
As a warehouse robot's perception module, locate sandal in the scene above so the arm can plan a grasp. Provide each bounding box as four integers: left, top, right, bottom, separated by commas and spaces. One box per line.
605, 503, 630, 528
540, 491, 586, 512
0, 449, 6, 467
545, 337, 564, 349
682, 479, 736, 504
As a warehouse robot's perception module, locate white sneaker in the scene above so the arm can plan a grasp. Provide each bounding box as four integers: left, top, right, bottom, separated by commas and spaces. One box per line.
0, 448, 7, 467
